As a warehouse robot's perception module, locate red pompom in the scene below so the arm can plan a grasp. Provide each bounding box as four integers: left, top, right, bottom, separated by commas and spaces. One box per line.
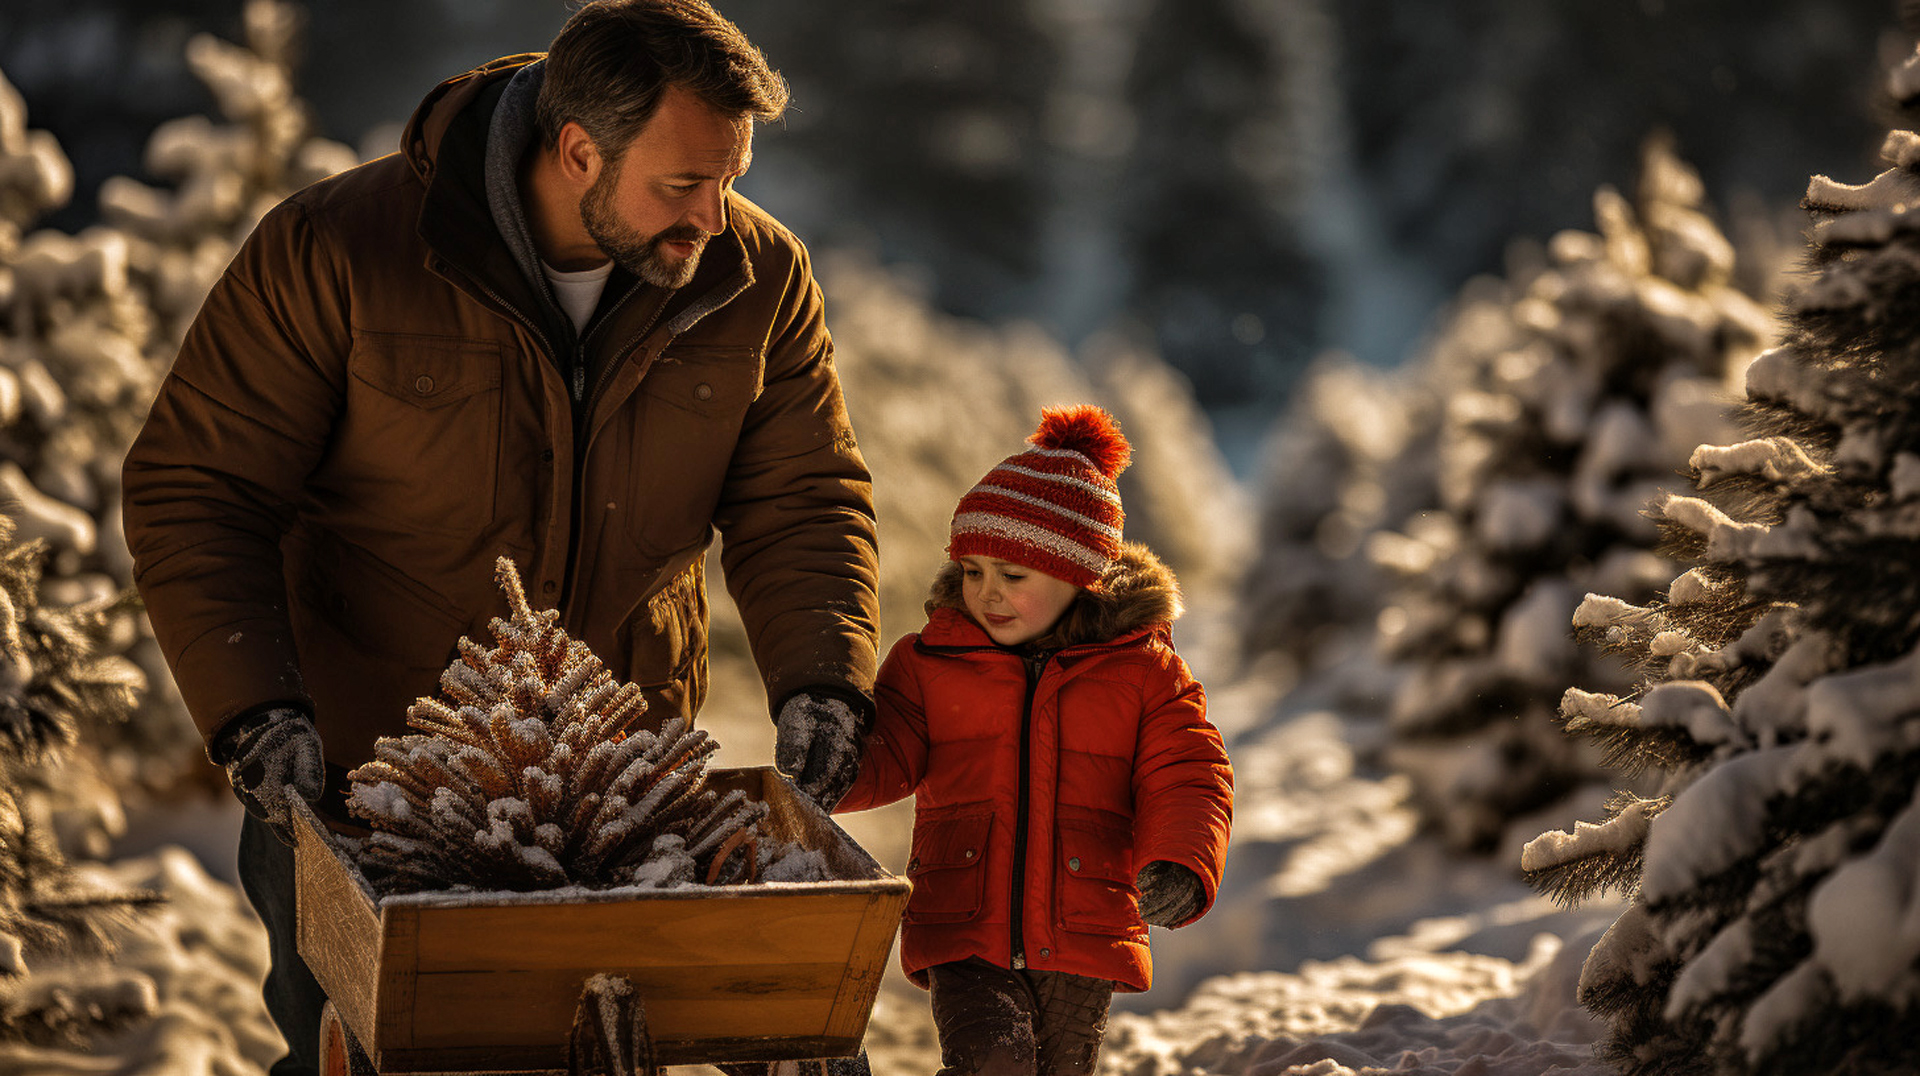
1030, 405, 1131, 479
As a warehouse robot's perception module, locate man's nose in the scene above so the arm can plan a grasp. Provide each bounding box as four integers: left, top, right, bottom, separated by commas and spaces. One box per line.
688, 187, 726, 235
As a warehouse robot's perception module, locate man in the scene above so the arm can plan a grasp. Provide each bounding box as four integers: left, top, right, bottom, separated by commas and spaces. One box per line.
121, 2, 878, 1071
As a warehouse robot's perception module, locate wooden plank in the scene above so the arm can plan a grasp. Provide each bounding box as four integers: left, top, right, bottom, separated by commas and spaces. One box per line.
408, 891, 872, 972
292, 801, 381, 1050
374, 1034, 858, 1073
824, 891, 910, 1041
374, 903, 419, 1054
406, 969, 838, 1048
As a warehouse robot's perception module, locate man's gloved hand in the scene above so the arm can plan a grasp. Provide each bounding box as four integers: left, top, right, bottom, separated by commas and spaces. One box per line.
773, 691, 869, 811
1135, 859, 1204, 928
212, 706, 324, 847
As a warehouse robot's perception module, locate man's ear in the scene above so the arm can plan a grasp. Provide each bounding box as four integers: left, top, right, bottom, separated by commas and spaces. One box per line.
555, 121, 602, 187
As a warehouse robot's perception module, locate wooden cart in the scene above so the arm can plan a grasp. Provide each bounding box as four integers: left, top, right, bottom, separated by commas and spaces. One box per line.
292, 767, 910, 1075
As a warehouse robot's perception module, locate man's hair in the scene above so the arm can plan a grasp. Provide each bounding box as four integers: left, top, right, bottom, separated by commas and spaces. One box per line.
535, 0, 789, 159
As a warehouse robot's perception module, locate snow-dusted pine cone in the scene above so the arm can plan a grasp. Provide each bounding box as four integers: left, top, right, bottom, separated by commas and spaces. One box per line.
346, 558, 768, 895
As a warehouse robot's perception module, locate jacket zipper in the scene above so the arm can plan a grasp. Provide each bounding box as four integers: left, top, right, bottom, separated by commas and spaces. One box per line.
579, 286, 667, 441
449, 262, 560, 376
1010, 652, 1045, 970
555, 283, 667, 612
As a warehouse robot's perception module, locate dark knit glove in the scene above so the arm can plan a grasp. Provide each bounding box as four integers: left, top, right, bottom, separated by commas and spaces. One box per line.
1136, 860, 1204, 927
212, 707, 324, 847
774, 691, 870, 811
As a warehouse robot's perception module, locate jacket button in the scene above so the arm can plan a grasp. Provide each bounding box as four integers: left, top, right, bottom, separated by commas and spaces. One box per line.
541, 449, 554, 463
963, 848, 975, 859
1038, 948, 1050, 959
413, 375, 434, 395
907, 857, 919, 872
693, 382, 713, 401
1068, 857, 1080, 871
542, 580, 557, 594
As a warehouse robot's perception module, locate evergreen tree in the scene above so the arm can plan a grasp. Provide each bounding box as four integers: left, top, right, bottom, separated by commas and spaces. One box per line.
1372, 137, 1769, 855
1, 1, 358, 806
1525, 41, 1920, 1075
0, 512, 153, 1044
1239, 352, 1437, 693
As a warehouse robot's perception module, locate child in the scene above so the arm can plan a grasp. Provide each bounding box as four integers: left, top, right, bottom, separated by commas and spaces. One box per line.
836, 405, 1234, 1076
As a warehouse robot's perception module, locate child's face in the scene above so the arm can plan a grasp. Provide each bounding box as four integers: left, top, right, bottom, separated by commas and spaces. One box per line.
958, 556, 1080, 646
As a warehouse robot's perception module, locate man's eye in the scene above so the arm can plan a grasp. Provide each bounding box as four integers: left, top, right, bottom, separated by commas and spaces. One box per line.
1002, 574, 1025, 583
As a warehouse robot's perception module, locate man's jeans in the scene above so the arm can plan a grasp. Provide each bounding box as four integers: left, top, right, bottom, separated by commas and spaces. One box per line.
238, 812, 328, 1076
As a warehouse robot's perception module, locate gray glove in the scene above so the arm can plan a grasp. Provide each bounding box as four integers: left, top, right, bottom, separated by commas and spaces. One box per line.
1136, 860, 1204, 927
773, 691, 868, 810
213, 707, 324, 846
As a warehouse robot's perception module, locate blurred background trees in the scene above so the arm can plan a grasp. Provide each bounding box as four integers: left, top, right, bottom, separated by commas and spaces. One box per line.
0, 0, 1901, 449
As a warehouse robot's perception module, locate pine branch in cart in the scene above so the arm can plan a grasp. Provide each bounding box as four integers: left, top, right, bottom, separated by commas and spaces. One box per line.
346, 557, 782, 895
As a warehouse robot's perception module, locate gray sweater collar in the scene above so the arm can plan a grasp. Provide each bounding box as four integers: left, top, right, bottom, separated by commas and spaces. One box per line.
484, 61, 572, 333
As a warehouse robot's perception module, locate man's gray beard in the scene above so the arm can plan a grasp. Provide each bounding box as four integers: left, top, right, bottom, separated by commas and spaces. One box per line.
635, 245, 700, 289
581, 169, 703, 290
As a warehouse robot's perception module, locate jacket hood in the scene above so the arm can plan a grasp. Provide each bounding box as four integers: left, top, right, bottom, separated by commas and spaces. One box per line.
401, 54, 541, 183
924, 542, 1183, 650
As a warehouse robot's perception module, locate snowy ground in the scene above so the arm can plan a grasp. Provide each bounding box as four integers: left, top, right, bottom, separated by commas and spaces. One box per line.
103, 596, 1629, 1076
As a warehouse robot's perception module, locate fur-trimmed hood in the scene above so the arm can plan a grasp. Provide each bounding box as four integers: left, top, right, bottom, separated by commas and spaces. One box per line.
924, 542, 1184, 650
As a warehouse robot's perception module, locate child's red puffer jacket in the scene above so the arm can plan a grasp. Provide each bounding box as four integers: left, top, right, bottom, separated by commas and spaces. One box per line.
836, 544, 1233, 992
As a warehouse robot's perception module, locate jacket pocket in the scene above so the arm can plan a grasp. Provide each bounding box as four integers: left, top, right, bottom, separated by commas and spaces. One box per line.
1057, 816, 1138, 936
290, 528, 468, 668
621, 556, 708, 693
903, 809, 993, 925
622, 344, 762, 558
337, 332, 504, 537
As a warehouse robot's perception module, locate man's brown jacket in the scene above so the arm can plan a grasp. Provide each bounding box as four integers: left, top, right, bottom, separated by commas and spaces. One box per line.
122, 55, 880, 768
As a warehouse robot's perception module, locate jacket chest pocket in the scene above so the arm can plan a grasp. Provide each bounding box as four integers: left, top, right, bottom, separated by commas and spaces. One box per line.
1056, 817, 1138, 936
617, 344, 762, 558
903, 809, 993, 925
335, 333, 504, 536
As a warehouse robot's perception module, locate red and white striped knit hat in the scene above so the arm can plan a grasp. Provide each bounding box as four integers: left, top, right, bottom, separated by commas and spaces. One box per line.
947, 405, 1132, 589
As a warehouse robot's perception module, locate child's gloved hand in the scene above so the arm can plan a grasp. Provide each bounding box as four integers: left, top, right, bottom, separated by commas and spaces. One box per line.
212, 706, 325, 846
774, 691, 871, 810
1135, 860, 1204, 927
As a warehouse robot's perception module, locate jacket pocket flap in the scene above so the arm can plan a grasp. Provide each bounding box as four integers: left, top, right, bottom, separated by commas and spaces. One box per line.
349, 333, 502, 409
641, 344, 763, 416
1058, 819, 1132, 883
908, 810, 992, 875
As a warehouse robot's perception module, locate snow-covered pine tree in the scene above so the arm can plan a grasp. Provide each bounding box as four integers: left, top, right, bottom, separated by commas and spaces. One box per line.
1523, 40, 1920, 1075
1239, 352, 1437, 693
1370, 136, 1771, 855
0, 1, 360, 808
0, 513, 154, 1044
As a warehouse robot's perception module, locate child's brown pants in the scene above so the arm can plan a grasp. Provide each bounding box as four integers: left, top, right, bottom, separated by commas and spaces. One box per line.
926, 957, 1116, 1076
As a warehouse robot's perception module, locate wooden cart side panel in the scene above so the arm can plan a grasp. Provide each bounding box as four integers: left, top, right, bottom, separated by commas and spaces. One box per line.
408, 965, 840, 1048
293, 808, 381, 1050
374, 903, 420, 1055
406, 891, 886, 972
378, 1034, 858, 1073
713, 768, 889, 880
825, 890, 912, 1041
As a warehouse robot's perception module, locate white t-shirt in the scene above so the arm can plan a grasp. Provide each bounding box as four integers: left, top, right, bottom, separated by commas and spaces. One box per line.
543, 260, 614, 334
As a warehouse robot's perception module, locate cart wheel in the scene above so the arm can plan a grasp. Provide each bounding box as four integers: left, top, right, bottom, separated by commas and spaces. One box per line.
320, 1000, 377, 1076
